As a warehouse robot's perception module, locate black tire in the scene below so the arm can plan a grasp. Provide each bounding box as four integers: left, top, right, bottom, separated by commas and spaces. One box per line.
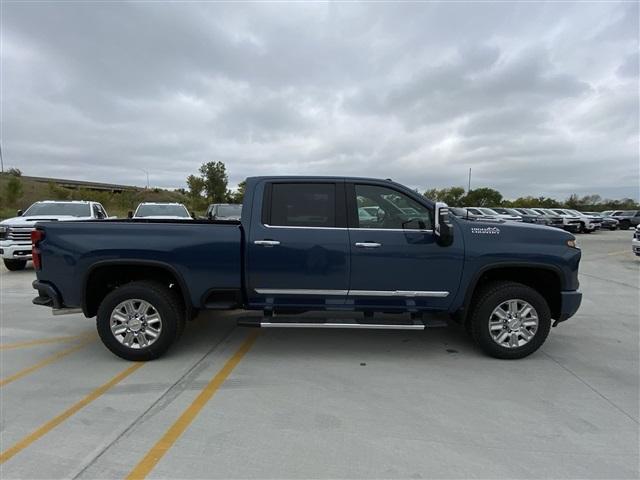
96, 280, 185, 361
3, 259, 27, 271
469, 281, 551, 359
619, 221, 631, 230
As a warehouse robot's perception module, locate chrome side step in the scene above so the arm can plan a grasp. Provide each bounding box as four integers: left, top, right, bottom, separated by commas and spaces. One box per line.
259, 322, 425, 330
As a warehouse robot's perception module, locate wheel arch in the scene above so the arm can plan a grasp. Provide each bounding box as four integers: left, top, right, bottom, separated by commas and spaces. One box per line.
82, 259, 191, 318
460, 263, 563, 323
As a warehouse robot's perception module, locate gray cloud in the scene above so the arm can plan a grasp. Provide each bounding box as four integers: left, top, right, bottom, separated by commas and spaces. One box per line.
1, 1, 638, 199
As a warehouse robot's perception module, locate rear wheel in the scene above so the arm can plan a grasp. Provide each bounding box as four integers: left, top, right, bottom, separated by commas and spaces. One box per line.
469, 281, 551, 359
619, 220, 631, 230
96, 280, 185, 361
3, 259, 27, 271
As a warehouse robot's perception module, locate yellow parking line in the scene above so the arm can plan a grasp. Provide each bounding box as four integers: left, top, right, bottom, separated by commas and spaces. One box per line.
606, 250, 629, 256
0, 333, 93, 351
126, 331, 260, 480
0, 362, 143, 464
0, 337, 95, 387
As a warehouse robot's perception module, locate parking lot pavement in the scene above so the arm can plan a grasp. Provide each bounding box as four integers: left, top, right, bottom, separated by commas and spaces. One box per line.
1, 230, 638, 479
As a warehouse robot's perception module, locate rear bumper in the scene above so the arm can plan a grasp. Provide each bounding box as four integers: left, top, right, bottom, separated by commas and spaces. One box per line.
632, 238, 640, 256
32, 280, 63, 309
555, 290, 582, 324
0, 242, 32, 260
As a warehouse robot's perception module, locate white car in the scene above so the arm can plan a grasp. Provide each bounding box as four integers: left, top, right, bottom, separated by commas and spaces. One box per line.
469, 207, 522, 222
538, 208, 582, 233
632, 226, 640, 256
0, 200, 110, 271
564, 209, 603, 233
131, 202, 192, 220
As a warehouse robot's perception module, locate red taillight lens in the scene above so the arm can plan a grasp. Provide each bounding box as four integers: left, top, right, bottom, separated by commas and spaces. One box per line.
31, 229, 45, 270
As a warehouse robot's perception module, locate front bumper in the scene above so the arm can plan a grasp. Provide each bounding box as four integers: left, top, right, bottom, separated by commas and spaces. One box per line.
632, 238, 640, 256
0, 242, 32, 260
555, 290, 582, 324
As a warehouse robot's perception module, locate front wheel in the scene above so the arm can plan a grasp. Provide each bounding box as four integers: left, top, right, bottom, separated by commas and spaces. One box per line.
469, 282, 551, 359
3, 259, 27, 271
620, 221, 631, 230
96, 280, 185, 361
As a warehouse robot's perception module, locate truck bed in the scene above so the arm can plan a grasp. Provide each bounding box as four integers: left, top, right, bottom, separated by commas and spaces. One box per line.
36, 219, 243, 310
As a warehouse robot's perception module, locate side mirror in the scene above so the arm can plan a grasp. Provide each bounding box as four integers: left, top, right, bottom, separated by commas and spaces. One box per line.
434, 202, 454, 247
191, 211, 196, 219
127, 210, 133, 219
17, 210, 23, 217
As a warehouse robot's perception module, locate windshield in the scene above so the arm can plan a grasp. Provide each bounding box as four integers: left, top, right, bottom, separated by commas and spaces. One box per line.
523, 209, 540, 215
217, 205, 242, 217
479, 208, 499, 215
135, 204, 189, 217
618, 210, 638, 215
23, 202, 91, 217
492, 208, 509, 214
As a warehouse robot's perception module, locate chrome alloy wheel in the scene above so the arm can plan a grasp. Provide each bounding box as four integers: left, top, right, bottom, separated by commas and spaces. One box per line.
110, 299, 162, 349
489, 299, 539, 348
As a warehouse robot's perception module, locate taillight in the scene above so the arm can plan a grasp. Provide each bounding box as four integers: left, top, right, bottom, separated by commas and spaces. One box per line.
31, 229, 45, 270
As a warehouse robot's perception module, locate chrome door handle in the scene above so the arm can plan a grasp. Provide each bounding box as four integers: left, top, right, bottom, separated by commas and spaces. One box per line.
254, 240, 280, 247
354, 242, 382, 248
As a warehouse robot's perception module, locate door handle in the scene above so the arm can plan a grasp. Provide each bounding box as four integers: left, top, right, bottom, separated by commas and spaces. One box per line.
254, 240, 281, 247
354, 242, 382, 248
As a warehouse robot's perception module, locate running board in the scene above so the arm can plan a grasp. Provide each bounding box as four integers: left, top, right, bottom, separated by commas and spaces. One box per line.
237, 318, 434, 330
260, 322, 424, 330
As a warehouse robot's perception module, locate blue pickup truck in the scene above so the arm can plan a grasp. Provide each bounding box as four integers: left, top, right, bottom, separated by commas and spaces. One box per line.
32, 177, 582, 361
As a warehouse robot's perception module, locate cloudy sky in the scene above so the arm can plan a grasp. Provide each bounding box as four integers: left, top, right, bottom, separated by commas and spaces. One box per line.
1, 1, 638, 199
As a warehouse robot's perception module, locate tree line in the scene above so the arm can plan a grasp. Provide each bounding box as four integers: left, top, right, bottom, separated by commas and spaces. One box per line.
422, 186, 638, 211
2, 164, 637, 218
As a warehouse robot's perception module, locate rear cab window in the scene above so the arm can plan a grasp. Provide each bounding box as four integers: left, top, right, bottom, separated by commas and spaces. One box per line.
264, 183, 341, 228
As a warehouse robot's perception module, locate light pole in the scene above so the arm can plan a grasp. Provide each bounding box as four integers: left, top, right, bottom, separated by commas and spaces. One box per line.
140, 169, 149, 189
0, 143, 4, 174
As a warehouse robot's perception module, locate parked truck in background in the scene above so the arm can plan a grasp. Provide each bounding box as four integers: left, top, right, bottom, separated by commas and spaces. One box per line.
206, 203, 243, 221
32, 177, 582, 361
0, 200, 110, 271
129, 202, 192, 220
611, 210, 640, 230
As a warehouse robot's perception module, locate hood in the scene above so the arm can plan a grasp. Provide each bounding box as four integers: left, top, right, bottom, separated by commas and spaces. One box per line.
1, 215, 92, 226
457, 215, 574, 241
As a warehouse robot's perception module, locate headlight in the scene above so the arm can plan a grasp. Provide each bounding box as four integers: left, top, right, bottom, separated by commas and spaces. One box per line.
0, 226, 7, 240
567, 238, 580, 249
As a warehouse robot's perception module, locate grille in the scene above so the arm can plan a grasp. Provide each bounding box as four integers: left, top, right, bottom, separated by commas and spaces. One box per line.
7, 227, 33, 243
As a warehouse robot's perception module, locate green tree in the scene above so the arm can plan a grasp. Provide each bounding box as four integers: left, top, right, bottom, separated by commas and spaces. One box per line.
7, 167, 22, 177
424, 186, 467, 206
199, 161, 228, 202
5, 176, 23, 206
564, 194, 581, 209
186, 174, 205, 199
461, 187, 502, 207
228, 180, 246, 203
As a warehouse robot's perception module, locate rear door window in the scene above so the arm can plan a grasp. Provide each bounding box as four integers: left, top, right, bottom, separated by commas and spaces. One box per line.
268, 183, 336, 228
